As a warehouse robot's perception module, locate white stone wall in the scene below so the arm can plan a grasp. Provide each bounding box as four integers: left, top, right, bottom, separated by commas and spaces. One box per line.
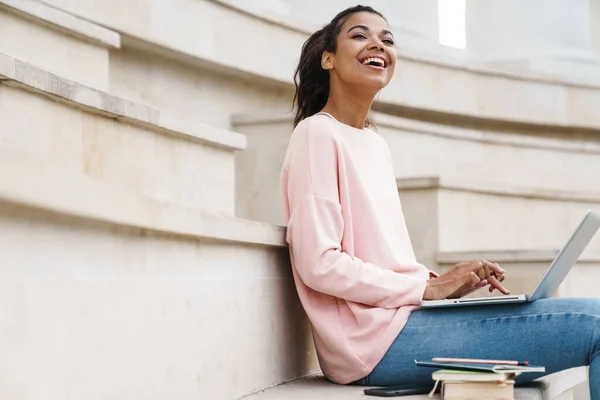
466, 0, 600, 82
0, 1, 118, 90
109, 48, 294, 130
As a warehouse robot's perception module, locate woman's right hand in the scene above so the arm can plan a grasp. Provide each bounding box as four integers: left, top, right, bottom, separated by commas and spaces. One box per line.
423, 260, 510, 300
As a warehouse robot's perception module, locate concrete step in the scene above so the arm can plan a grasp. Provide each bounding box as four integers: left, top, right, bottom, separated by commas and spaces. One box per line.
38, 0, 600, 131
0, 0, 119, 91
234, 113, 600, 220
243, 368, 589, 400
108, 44, 295, 131
398, 176, 600, 261
0, 150, 318, 399
0, 52, 246, 215
231, 113, 600, 225
378, 114, 600, 193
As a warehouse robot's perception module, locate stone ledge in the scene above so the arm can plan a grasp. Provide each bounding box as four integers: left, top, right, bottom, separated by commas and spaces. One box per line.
40, 0, 600, 132
0, 52, 247, 151
0, 0, 120, 49
0, 150, 286, 248
211, 0, 600, 90
396, 176, 600, 203
242, 368, 588, 400
232, 112, 600, 155
437, 249, 600, 265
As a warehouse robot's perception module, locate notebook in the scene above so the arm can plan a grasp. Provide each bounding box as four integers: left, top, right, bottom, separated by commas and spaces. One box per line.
432, 369, 516, 383
415, 360, 546, 374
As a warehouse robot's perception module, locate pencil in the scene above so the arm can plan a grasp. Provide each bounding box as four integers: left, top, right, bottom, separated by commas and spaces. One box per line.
432, 357, 529, 366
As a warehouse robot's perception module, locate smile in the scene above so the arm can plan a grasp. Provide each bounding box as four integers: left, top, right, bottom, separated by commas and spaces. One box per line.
360, 56, 387, 68
360, 55, 388, 72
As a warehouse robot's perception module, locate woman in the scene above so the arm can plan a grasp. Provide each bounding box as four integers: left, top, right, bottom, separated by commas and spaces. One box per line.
279, 4, 600, 398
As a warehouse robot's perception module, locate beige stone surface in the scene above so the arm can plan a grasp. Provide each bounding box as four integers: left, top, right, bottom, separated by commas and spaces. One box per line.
594, 0, 600, 54
0, 0, 120, 48
109, 47, 294, 129
243, 369, 589, 400
232, 114, 600, 226
254, 0, 443, 55
466, 0, 600, 82
0, 54, 251, 213
436, 187, 600, 253
283, 112, 600, 191
376, 115, 600, 193
0, 148, 315, 399
232, 117, 292, 225
0, 5, 112, 90
0, 205, 316, 400
40, 0, 600, 129
398, 177, 600, 254
0, 149, 285, 247
0, 52, 246, 150
0, 84, 236, 214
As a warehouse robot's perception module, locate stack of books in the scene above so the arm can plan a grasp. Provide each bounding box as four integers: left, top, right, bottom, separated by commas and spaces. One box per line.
432, 369, 515, 399
415, 358, 546, 400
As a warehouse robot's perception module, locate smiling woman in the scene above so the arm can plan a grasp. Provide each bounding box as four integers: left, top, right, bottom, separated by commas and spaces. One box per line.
292, 6, 396, 128
280, 5, 600, 398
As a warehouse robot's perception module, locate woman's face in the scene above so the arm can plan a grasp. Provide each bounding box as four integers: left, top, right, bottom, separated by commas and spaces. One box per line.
324, 12, 397, 91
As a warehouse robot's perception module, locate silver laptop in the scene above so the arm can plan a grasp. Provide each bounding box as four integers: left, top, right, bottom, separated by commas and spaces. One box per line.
421, 210, 600, 309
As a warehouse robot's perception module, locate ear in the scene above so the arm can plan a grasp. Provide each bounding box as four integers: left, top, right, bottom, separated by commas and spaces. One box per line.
321, 51, 334, 70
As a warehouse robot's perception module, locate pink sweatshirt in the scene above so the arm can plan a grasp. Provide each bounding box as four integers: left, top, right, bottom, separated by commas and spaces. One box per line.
280, 113, 436, 384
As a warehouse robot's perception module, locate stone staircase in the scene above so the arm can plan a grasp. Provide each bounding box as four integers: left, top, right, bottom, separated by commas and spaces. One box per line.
1, 1, 598, 399
0, 2, 317, 398
0, 53, 243, 214
0, 0, 118, 90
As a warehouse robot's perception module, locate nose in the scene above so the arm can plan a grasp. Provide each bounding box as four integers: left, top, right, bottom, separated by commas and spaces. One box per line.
368, 38, 385, 52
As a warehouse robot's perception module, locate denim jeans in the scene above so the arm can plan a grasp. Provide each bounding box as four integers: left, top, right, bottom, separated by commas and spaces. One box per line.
353, 298, 600, 399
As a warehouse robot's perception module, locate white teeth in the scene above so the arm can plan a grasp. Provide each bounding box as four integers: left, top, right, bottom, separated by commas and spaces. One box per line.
362, 57, 385, 67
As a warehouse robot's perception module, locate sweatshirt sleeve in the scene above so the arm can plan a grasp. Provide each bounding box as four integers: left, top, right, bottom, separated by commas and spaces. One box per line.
283, 119, 428, 308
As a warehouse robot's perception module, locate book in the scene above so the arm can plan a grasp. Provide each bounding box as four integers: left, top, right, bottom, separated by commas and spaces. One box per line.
415, 360, 545, 374
432, 369, 517, 383
441, 380, 514, 400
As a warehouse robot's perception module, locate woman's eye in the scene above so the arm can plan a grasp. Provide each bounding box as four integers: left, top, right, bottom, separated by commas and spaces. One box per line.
383, 38, 395, 45
352, 34, 367, 39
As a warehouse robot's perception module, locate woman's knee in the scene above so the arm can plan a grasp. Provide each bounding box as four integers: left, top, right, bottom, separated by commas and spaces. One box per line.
530, 298, 600, 318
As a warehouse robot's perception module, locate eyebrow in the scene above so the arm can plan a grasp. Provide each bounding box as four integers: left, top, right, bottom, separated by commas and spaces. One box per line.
347, 24, 394, 38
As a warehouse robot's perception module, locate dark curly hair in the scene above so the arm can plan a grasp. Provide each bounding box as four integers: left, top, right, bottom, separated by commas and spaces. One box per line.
292, 5, 385, 128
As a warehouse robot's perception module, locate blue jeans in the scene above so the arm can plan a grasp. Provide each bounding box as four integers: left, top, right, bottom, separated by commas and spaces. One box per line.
353, 298, 600, 399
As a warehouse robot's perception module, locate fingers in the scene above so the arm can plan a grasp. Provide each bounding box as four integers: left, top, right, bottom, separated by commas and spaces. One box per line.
463, 260, 504, 281
487, 274, 510, 295
447, 261, 510, 298
480, 262, 490, 281
445, 272, 481, 298
467, 271, 480, 285
482, 260, 505, 276
489, 273, 505, 293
